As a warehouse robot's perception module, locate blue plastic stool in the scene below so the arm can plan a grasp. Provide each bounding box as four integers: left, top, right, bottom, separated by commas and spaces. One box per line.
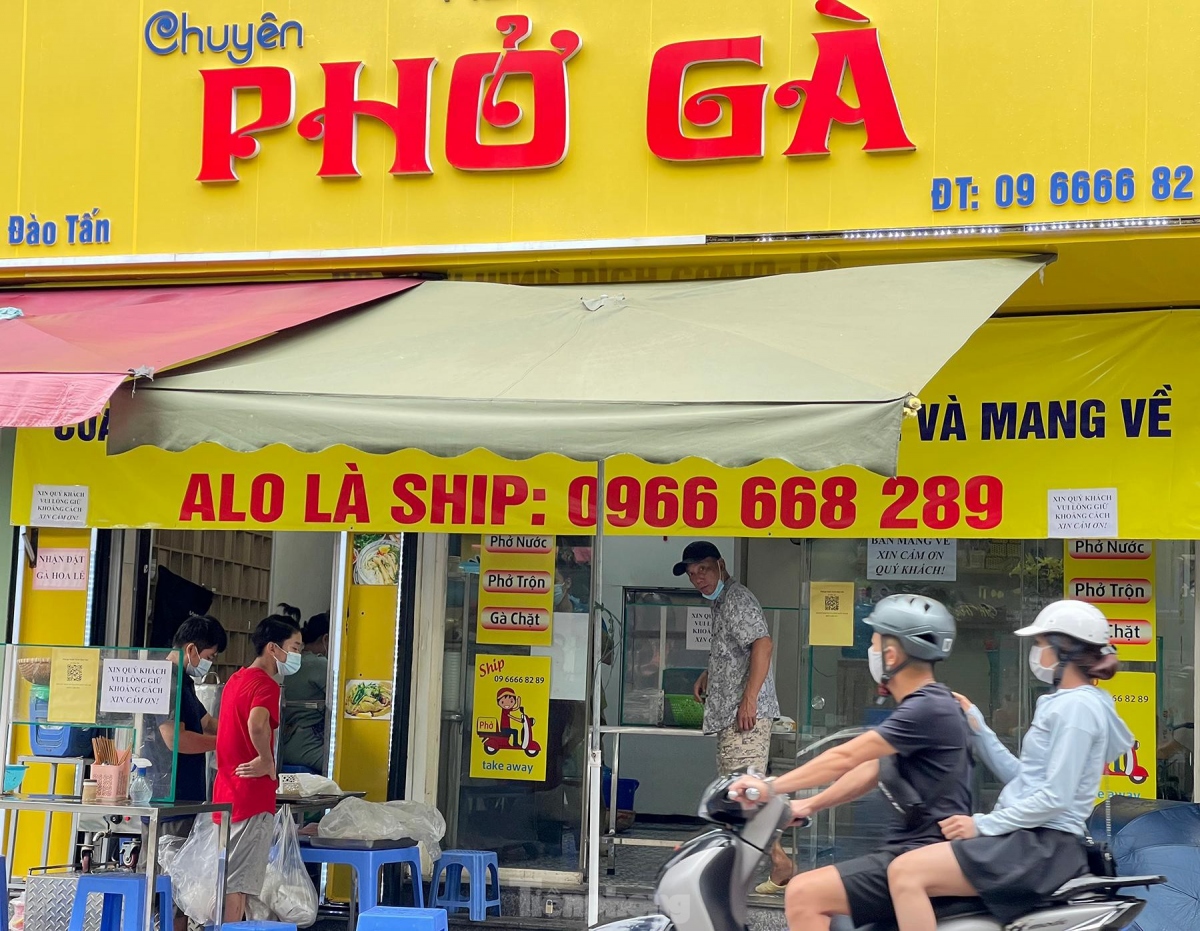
154, 875, 172, 926
223, 923, 298, 931
300, 845, 425, 910
69, 873, 173, 931
429, 851, 500, 921
357, 907, 447, 931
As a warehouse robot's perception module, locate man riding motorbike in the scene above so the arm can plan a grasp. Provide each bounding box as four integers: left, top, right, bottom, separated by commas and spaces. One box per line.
886, 600, 1133, 931
732, 594, 972, 931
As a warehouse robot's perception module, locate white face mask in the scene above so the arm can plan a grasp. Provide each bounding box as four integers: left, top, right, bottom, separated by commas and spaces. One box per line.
277, 649, 303, 677
187, 656, 213, 679
1029, 644, 1056, 684
868, 647, 885, 684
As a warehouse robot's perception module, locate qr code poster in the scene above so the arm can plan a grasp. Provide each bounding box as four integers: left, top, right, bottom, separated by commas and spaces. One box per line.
46, 648, 101, 724
810, 582, 855, 647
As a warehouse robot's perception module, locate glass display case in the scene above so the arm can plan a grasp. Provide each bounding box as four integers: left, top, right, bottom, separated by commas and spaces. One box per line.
4, 644, 184, 802
619, 588, 799, 729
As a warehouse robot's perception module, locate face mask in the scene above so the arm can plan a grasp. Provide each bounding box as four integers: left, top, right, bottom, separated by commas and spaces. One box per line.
553, 584, 565, 603
277, 649, 303, 677
867, 648, 884, 684
187, 656, 213, 679
1029, 644, 1056, 684
702, 579, 725, 602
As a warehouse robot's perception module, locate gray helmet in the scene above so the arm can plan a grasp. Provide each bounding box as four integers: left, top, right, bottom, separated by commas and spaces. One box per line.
864, 594, 956, 662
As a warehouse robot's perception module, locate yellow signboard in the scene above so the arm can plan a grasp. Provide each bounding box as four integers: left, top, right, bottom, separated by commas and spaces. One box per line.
1097, 672, 1157, 801
1064, 541, 1156, 663
7, 0, 1200, 273
11, 310, 1200, 538
470, 653, 551, 782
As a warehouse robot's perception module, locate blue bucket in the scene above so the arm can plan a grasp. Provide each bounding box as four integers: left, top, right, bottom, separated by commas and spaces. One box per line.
601, 767, 639, 810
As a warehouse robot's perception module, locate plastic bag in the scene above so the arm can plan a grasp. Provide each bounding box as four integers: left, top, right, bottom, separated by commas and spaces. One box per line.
158, 833, 186, 876
170, 815, 220, 926
258, 809, 319, 928
318, 798, 446, 858
244, 895, 274, 923
278, 773, 341, 797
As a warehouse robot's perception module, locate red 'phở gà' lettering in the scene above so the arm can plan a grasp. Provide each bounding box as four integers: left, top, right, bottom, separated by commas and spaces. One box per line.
198, 7, 912, 180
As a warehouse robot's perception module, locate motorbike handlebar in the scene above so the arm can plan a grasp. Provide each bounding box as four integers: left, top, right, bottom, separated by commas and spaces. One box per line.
726, 786, 763, 803
724, 787, 811, 829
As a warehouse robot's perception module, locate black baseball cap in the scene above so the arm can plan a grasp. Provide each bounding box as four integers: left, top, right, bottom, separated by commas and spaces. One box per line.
672, 541, 723, 576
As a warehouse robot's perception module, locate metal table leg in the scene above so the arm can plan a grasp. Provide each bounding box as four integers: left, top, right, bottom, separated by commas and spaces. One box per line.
5, 804, 17, 891
143, 812, 158, 931
215, 814, 230, 930
39, 762, 59, 869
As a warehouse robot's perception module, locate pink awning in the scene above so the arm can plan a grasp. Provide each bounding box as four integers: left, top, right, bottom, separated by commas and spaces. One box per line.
0, 279, 422, 427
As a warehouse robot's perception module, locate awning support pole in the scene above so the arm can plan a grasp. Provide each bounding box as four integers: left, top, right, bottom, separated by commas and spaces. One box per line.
587, 459, 606, 928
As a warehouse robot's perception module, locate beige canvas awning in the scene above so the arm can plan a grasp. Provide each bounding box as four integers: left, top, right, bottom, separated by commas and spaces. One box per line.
107, 257, 1048, 475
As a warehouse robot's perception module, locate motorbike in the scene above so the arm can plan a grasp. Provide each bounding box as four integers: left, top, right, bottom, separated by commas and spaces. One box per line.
479, 716, 542, 757
1104, 741, 1151, 785
592, 774, 1164, 931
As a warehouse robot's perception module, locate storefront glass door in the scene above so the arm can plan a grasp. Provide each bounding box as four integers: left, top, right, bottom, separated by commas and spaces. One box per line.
437, 534, 594, 873
800, 538, 1195, 868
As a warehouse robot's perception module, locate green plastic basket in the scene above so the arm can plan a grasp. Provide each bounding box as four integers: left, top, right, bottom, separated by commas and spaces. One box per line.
665, 693, 704, 729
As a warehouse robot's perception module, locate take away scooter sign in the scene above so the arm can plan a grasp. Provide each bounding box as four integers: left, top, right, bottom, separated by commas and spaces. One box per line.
471, 654, 551, 782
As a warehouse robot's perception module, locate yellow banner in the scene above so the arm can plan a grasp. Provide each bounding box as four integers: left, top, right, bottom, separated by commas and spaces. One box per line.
1097, 672, 1157, 801
12, 423, 592, 533
11, 310, 1200, 538
8, 1, 1200, 272
470, 654, 551, 782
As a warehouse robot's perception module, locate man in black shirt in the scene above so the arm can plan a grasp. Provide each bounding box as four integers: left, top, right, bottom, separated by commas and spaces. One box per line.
143, 614, 227, 927
731, 594, 972, 931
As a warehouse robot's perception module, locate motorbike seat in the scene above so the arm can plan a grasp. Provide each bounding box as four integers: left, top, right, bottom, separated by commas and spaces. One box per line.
1048, 874, 1166, 901
835, 897, 990, 931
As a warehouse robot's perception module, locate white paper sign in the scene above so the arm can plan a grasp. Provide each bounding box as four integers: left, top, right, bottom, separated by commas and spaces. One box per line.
1048, 488, 1118, 539
531, 612, 590, 701
31, 484, 89, 527
32, 548, 90, 591
100, 659, 173, 716
686, 607, 713, 652
867, 538, 958, 581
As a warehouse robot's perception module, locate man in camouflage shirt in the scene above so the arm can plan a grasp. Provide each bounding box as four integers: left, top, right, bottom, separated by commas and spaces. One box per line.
674, 541, 792, 893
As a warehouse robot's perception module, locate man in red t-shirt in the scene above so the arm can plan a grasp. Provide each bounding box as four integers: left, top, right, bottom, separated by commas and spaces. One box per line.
214, 614, 303, 922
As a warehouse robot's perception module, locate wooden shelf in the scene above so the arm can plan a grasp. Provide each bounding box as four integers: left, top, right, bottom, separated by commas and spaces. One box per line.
150, 530, 275, 675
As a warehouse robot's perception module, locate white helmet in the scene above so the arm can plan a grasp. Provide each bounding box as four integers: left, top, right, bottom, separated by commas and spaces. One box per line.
1014, 600, 1110, 645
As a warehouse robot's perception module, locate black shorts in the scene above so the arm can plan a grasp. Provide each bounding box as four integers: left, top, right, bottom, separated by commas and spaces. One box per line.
835, 844, 915, 927
952, 827, 1088, 923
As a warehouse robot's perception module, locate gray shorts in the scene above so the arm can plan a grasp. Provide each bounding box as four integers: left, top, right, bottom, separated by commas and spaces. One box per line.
227, 812, 274, 896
